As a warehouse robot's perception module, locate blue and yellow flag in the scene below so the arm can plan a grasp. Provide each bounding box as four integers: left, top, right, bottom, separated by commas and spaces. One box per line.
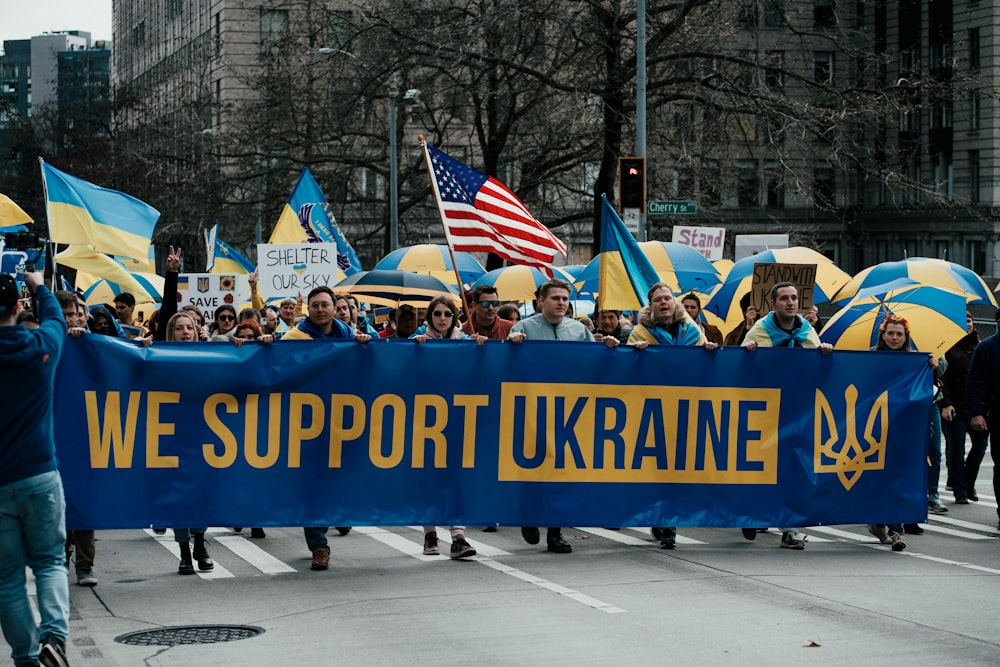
0, 193, 33, 231
270, 167, 362, 275
41, 160, 159, 260
597, 194, 661, 310
210, 234, 255, 275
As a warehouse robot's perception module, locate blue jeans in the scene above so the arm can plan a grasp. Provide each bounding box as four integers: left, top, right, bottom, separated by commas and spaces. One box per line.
304, 527, 329, 552
0, 471, 69, 665
928, 408, 942, 497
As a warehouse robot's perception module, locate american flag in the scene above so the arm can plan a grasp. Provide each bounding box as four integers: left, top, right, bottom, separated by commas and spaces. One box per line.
424, 143, 566, 271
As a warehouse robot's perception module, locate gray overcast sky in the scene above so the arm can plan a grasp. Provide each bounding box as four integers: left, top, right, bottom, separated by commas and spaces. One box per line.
1, 1, 113, 44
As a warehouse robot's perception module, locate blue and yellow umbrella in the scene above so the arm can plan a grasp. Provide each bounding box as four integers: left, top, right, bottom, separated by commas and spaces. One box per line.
573, 241, 721, 300
76, 269, 162, 305
333, 269, 458, 307
705, 247, 852, 328
833, 257, 996, 307
373, 244, 486, 288
820, 278, 968, 358
471, 265, 577, 302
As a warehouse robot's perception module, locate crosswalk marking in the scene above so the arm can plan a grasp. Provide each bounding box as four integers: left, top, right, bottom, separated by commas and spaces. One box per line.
213, 535, 297, 573
144, 529, 234, 579
928, 515, 1000, 536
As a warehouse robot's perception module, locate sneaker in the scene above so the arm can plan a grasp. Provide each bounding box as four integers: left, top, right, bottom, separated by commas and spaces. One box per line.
310, 547, 330, 570
867, 524, 891, 544
888, 532, 906, 552
928, 496, 949, 514
423, 531, 440, 556
449, 536, 477, 559
780, 530, 806, 550
903, 523, 924, 535
39, 634, 68, 667
740, 528, 757, 541
76, 567, 98, 587
520, 527, 540, 545
955, 496, 969, 504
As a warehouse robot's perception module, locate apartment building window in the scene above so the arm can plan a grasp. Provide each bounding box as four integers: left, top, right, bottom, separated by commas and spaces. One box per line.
765, 51, 784, 90
933, 153, 953, 198
326, 11, 354, 51
738, 0, 758, 27
969, 150, 980, 203
166, 0, 183, 20
702, 161, 723, 207
261, 9, 289, 54
737, 160, 760, 207
813, 162, 835, 207
814, 1, 836, 28
814, 52, 835, 84
930, 96, 952, 129
765, 161, 784, 209
763, 1, 786, 27
899, 48, 918, 78
969, 28, 980, 70
214, 13, 221, 56
968, 240, 984, 274
970, 89, 981, 131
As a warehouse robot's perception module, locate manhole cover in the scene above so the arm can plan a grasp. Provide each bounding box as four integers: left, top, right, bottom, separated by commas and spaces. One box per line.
115, 625, 264, 646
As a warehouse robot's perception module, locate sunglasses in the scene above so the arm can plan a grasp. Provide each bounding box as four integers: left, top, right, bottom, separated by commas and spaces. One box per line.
432, 310, 453, 318
479, 300, 500, 308
217, 314, 235, 322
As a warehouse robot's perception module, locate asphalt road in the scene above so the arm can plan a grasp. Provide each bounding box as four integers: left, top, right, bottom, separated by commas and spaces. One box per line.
8, 475, 999, 666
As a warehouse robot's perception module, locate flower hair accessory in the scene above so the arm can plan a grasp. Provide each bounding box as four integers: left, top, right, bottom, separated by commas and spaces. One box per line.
880, 314, 910, 336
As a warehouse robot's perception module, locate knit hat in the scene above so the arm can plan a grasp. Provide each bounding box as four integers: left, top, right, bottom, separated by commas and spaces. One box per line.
0, 275, 19, 313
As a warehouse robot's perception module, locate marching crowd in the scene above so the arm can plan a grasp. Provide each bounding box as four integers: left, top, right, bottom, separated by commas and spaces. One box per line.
3, 245, 1000, 666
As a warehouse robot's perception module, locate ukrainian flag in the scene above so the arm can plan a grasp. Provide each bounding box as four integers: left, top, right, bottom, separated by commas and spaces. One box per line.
115, 245, 156, 274
597, 194, 661, 311
41, 160, 158, 260
270, 167, 362, 275
0, 193, 33, 230
55, 244, 158, 301
212, 238, 255, 274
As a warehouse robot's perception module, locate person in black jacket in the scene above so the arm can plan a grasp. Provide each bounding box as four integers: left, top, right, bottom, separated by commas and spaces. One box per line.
965, 308, 1000, 529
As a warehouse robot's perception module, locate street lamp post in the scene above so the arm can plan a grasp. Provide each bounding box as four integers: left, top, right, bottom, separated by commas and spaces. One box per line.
388, 88, 420, 253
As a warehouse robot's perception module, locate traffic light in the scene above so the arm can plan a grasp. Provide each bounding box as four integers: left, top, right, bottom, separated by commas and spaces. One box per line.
618, 156, 646, 213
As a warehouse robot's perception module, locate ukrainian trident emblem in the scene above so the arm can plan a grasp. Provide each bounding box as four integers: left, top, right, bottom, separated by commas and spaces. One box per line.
814, 385, 888, 490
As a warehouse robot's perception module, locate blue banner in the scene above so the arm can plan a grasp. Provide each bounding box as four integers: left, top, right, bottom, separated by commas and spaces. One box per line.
54, 337, 932, 529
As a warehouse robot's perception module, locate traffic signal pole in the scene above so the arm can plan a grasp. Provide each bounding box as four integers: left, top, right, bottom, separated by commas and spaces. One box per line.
636, 0, 647, 241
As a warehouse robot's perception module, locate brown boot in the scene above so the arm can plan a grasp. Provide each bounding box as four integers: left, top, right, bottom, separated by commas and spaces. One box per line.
311, 547, 330, 570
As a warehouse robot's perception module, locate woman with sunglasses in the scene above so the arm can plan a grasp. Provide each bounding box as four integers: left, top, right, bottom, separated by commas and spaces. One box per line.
866, 315, 947, 550
209, 304, 238, 341
410, 296, 486, 344
407, 296, 485, 558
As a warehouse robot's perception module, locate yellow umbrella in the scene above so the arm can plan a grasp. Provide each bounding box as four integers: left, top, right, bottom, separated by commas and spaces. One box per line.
820, 278, 968, 358
834, 257, 997, 307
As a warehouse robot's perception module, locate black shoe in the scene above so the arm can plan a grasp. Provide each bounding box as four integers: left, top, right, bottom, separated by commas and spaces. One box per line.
521, 527, 540, 545
650, 527, 664, 540
178, 559, 195, 575
250, 528, 266, 538
232, 527, 243, 533
968, 490, 979, 501
955, 496, 970, 504
482, 525, 498, 532
336, 527, 352, 536
153, 528, 166, 535
193, 534, 214, 571
903, 523, 924, 535
658, 528, 676, 549
39, 634, 68, 667
741, 528, 757, 541
546, 532, 573, 554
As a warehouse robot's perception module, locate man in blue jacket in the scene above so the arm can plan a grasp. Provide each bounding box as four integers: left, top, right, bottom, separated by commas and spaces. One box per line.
0, 271, 70, 667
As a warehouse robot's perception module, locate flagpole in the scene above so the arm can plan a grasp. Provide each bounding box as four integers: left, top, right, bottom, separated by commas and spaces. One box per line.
37, 157, 58, 290
418, 135, 472, 324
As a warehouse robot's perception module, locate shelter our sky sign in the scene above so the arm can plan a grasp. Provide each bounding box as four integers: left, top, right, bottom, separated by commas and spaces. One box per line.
258, 243, 339, 298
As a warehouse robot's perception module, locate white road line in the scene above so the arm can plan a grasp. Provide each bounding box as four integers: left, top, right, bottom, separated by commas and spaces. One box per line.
928, 515, 1000, 536
213, 535, 297, 573
144, 529, 234, 579
586, 527, 708, 546
901, 551, 1000, 574
423, 526, 512, 557
351, 526, 441, 561
475, 557, 627, 614
807, 526, 873, 542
